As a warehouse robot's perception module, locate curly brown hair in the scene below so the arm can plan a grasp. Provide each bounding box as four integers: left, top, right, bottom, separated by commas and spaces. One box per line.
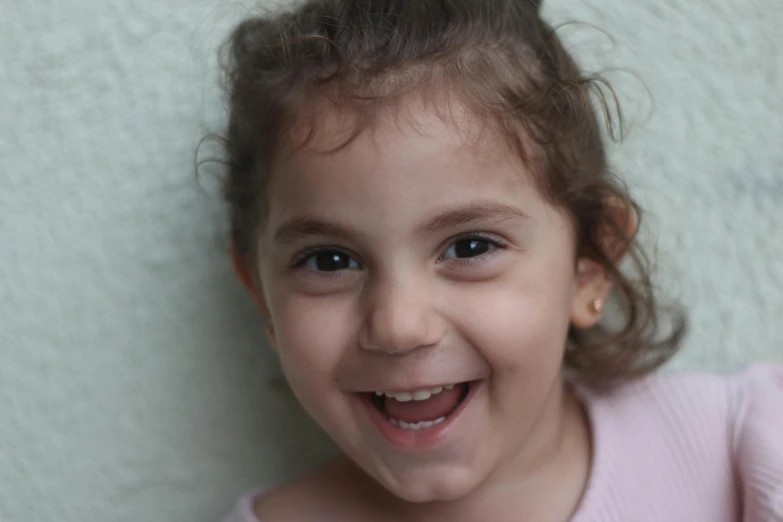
216, 0, 686, 390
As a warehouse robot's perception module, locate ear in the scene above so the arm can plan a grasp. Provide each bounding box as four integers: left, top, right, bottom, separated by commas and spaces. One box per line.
570, 199, 637, 329
231, 246, 278, 350
570, 257, 612, 329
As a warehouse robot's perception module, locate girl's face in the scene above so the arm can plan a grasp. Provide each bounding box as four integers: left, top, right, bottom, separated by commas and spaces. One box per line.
256, 104, 601, 503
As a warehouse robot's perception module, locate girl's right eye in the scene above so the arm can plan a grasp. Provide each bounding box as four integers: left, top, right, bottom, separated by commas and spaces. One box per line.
296, 250, 361, 272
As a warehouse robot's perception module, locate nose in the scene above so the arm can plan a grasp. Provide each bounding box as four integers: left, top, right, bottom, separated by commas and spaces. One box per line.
358, 276, 446, 355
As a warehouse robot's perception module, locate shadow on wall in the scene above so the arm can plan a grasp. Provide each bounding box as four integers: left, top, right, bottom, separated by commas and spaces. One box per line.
681, 160, 783, 205
722, 162, 783, 203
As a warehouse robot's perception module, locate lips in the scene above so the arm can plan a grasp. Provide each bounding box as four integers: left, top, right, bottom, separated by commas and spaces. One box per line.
372, 382, 470, 427
356, 380, 481, 449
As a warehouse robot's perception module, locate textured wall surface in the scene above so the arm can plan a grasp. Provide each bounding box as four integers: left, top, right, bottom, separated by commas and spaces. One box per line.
1, 0, 781, 521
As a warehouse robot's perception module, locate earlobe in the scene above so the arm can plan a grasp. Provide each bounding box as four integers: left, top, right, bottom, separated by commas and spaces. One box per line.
570, 257, 611, 329
231, 246, 269, 315
232, 246, 278, 350
231, 247, 256, 292
571, 198, 637, 329
266, 323, 277, 350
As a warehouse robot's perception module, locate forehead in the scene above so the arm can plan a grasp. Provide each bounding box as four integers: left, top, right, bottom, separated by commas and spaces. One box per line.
263, 97, 547, 238
279, 89, 530, 168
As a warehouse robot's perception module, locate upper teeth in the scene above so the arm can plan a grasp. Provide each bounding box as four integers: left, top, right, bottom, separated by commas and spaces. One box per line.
374, 384, 455, 402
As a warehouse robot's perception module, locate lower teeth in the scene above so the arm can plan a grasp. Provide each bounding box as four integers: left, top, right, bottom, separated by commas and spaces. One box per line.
388, 416, 447, 431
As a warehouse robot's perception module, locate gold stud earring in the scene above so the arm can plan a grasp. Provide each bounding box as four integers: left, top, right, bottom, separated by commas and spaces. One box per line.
589, 298, 604, 314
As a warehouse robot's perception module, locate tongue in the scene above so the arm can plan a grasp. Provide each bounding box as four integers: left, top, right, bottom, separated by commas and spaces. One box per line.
385, 384, 466, 423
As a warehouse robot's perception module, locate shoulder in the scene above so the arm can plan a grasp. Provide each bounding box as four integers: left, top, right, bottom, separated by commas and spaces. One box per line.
595, 364, 783, 469
590, 363, 782, 422
586, 365, 737, 430
573, 364, 783, 519
222, 458, 385, 522
727, 364, 783, 519
582, 364, 782, 475
724, 362, 783, 433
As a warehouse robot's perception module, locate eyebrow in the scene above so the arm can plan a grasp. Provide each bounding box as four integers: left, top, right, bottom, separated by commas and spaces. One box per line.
415, 200, 530, 236
272, 200, 530, 246
273, 218, 361, 246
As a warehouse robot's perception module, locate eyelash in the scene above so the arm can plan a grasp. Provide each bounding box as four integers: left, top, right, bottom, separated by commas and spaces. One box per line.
290, 232, 507, 273
291, 246, 361, 271
436, 232, 507, 266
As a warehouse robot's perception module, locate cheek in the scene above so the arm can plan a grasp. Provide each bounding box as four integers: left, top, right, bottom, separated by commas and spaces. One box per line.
446, 259, 575, 369
269, 290, 357, 391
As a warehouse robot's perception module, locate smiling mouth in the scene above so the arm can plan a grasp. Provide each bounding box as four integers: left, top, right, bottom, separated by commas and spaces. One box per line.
368, 382, 471, 431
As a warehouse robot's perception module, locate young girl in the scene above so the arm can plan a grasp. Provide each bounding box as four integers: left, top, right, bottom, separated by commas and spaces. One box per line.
217, 0, 782, 520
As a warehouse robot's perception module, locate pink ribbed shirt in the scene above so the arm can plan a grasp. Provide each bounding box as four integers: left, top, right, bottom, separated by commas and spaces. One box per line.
222, 364, 783, 521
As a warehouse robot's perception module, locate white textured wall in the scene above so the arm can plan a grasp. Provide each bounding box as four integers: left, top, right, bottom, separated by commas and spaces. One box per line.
1, 0, 781, 521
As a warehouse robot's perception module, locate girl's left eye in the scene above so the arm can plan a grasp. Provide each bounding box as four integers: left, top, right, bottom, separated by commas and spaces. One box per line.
439, 234, 504, 261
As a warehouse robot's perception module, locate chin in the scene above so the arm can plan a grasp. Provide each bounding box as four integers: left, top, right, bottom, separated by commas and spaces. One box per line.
380, 468, 479, 504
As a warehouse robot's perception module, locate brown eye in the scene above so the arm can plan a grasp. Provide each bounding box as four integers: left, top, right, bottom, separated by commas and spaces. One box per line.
301, 250, 360, 272
442, 237, 495, 259
454, 239, 490, 258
